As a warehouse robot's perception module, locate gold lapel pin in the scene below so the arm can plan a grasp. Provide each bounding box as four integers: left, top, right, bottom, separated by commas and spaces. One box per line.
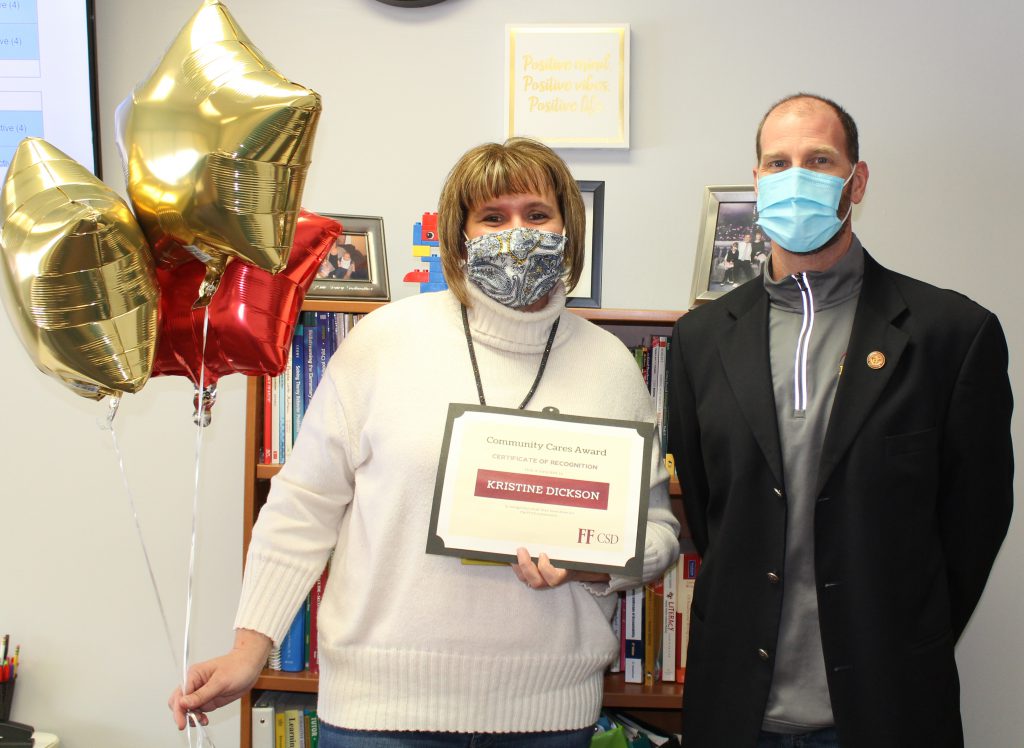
866, 351, 886, 370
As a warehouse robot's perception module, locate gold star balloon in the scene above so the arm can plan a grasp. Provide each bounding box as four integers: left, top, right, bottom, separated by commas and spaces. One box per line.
114, 0, 322, 303
0, 137, 159, 400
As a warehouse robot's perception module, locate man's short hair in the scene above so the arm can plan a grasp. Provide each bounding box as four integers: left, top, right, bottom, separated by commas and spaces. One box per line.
755, 93, 859, 164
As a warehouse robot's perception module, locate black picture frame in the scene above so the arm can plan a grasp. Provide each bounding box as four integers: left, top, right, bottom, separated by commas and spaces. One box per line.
567, 180, 604, 308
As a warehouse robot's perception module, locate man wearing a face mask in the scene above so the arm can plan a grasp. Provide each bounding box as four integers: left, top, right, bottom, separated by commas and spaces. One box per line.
667, 94, 1013, 747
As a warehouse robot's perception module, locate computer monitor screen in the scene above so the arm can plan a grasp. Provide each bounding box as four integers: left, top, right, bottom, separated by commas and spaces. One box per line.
0, 0, 101, 178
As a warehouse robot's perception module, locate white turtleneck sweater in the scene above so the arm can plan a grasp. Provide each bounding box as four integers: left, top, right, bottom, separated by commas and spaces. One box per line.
235, 282, 680, 732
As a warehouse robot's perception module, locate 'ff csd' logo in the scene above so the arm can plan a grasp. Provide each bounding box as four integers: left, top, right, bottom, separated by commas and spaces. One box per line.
577, 528, 619, 544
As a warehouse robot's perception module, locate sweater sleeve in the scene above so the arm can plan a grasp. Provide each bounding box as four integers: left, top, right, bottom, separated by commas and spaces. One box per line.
234, 365, 358, 643
587, 347, 681, 595
603, 434, 680, 594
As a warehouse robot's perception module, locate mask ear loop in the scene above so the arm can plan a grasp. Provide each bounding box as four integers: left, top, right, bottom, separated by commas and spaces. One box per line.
838, 164, 858, 225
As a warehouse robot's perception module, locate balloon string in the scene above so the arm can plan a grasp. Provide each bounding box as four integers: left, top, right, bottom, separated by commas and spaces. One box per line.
101, 396, 214, 743
101, 396, 179, 673
184, 306, 215, 747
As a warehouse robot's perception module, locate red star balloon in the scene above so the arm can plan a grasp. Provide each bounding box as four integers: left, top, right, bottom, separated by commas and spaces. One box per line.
152, 210, 341, 422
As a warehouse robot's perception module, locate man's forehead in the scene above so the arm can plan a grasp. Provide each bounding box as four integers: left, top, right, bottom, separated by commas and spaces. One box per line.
761, 103, 845, 151
768, 95, 834, 121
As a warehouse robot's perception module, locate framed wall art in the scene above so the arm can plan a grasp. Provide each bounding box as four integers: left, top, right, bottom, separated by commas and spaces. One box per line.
505, 24, 630, 149
566, 180, 604, 308
307, 214, 391, 301
689, 185, 768, 308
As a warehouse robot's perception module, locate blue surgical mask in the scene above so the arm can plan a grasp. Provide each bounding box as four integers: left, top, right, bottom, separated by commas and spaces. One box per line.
465, 227, 566, 308
756, 166, 856, 253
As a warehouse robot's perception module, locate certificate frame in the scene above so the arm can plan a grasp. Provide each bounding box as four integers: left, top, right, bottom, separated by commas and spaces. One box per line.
427, 404, 653, 576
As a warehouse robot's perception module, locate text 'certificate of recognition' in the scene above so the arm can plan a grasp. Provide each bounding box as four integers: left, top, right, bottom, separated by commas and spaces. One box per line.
426, 404, 653, 576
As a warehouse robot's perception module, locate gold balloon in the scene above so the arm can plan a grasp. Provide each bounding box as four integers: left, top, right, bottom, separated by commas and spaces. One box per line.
114, 0, 322, 302
0, 137, 159, 400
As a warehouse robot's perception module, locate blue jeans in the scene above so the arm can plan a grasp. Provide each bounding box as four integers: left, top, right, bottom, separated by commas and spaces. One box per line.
319, 724, 595, 748
756, 727, 840, 747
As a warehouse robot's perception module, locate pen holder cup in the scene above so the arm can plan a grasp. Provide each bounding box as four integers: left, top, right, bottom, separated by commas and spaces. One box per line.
0, 677, 14, 721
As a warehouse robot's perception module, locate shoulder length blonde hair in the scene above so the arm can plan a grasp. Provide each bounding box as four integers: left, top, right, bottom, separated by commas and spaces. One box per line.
438, 137, 586, 306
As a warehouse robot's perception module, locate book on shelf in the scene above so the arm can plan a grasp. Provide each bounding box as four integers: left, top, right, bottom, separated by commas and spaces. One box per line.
623, 585, 644, 684
628, 334, 672, 457
251, 691, 278, 748
269, 372, 281, 464
276, 708, 286, 748
303, 312, 317, 416
291, 322, 305, 447
280, 603, 307, 673
315, 311, 331, 387
308, 704, 320, 748
274, 692, 318, 748
309, 564, 328, 674
661, 557, 678, 682
643, 577, 664, 687
278, 371, 286, 465
631, 343, 650, 387
262, 312, 367, 466
267, 642, 282, 671
263, 375, 274, 464
650, 335, 670, 455
676, 551, 701, 682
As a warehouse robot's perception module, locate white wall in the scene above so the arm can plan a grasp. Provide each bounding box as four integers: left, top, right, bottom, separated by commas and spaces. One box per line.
3, 0, 1021, 745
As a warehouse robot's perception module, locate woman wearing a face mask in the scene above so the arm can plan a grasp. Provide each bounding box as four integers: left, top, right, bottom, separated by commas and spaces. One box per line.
169, 137, 680, 747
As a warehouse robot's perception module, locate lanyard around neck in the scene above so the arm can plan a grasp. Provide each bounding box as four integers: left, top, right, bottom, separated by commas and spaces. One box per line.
460, 304, 559, 410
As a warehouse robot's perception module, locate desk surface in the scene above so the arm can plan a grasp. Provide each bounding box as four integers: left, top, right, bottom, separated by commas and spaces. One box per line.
32, 732, 59, 748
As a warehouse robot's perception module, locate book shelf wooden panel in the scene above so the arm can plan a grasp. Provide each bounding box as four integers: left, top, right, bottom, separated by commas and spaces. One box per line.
240, 303, 687, 746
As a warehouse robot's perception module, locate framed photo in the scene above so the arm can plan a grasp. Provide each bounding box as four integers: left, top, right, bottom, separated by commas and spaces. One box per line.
567, 180, 604, 308
689, 185, 768, 308
307, 214, 391, 301
505, 24, 630, 149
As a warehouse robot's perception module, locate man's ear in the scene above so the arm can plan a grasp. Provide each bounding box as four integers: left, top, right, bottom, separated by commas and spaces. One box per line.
851, 161, 869, 204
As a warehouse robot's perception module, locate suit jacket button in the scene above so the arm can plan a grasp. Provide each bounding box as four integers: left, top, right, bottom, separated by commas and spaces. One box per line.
773, 487, 783, 497
767, 572, 780, 584
758, 648, 770, 661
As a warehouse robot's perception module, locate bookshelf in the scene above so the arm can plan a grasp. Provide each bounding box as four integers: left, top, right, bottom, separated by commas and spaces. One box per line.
240, 301, 688, 744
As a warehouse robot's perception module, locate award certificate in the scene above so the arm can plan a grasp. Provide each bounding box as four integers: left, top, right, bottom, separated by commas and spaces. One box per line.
426, 404, 653, 575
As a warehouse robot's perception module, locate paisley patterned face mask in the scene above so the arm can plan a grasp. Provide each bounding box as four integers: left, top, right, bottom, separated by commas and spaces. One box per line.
465, 227, 566, 308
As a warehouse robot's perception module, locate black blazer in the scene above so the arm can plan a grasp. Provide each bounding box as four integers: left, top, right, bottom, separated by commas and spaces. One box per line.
667, 251, 1013, 747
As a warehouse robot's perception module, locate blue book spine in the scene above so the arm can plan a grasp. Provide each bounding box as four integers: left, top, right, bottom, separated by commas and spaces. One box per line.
303, 313, 317, 414
328, 312, 338, 357
291, 324, 305, 440
279, 605, 307, 673
316, 312, 331, 386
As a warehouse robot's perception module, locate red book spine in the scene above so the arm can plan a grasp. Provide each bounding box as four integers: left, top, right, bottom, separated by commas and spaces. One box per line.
308, 565, 328, 674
